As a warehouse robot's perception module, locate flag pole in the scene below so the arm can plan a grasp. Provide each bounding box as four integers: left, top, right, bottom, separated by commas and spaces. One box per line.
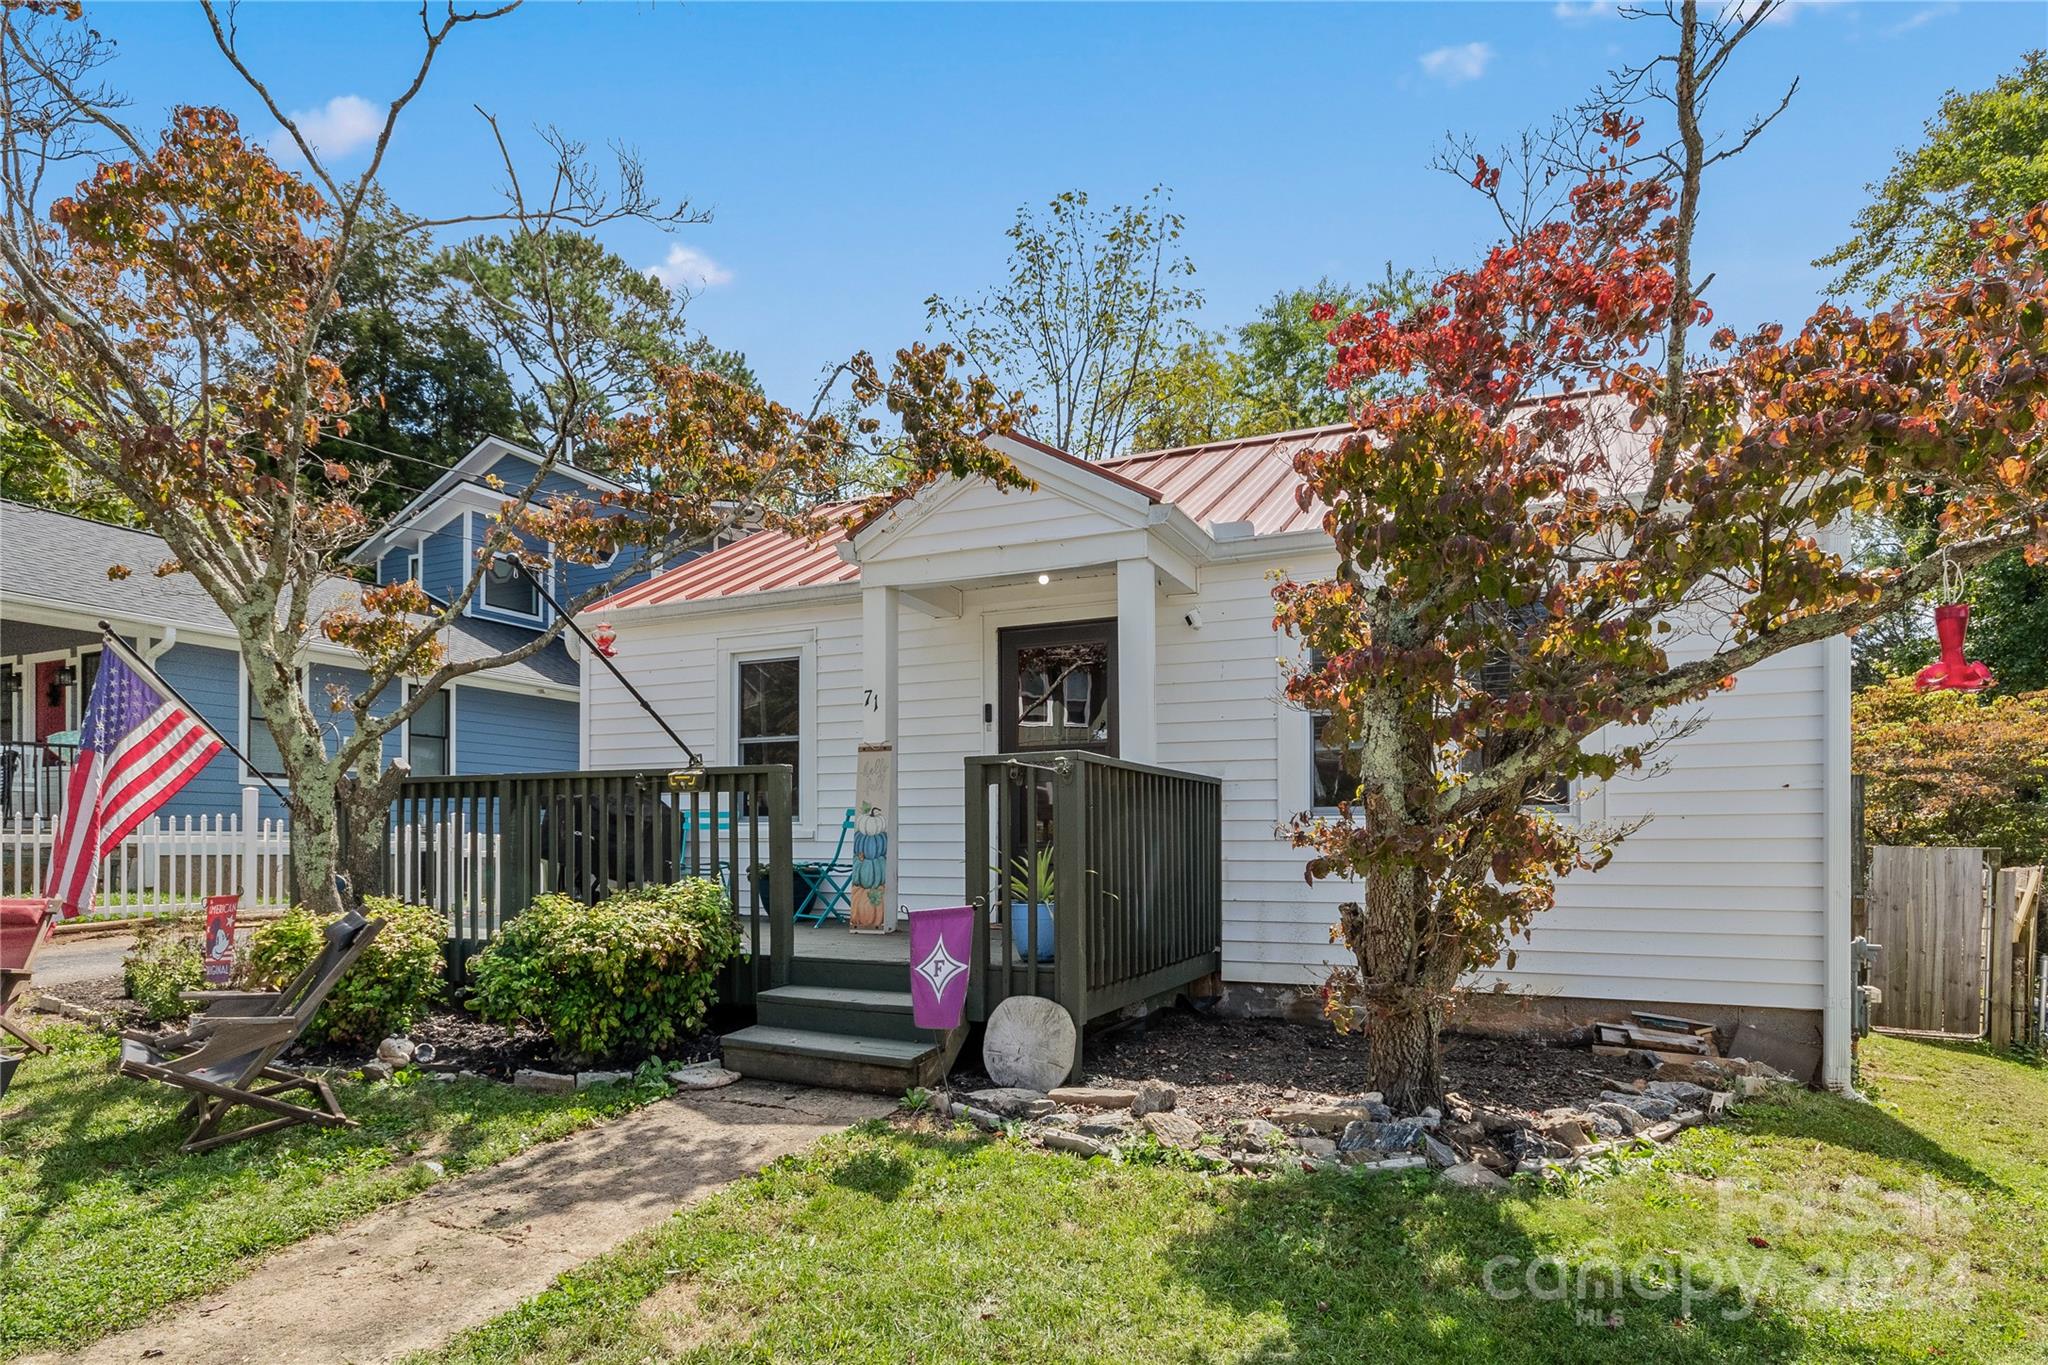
96, 622, 294, 807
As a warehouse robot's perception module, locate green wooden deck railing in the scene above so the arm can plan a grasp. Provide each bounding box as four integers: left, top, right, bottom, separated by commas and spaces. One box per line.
383, 765, 794, 984
965, 749, 1224, 1077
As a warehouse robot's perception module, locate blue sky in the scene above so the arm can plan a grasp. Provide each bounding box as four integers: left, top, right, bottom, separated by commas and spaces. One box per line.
89, 1, 2044, 404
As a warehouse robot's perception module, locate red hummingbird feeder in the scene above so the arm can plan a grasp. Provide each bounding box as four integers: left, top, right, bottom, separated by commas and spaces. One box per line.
591, 621, 618, 659
1913, 559, 1994, 693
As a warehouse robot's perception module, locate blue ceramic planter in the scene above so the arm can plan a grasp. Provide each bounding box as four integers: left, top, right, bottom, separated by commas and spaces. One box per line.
1009, 901, 1055, 961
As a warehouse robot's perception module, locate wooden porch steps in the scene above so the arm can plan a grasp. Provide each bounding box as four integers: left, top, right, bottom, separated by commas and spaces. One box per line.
719, 1023, 954, 1093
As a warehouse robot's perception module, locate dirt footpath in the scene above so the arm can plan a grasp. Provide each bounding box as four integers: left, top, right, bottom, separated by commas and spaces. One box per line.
31, 1080, 890, 1365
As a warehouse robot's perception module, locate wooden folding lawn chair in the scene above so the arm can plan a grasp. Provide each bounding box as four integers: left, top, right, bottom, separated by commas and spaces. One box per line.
0, 897, 58, 1055
118, 907, 384, 1153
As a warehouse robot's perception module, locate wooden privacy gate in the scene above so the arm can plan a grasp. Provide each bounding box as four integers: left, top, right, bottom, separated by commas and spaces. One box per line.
1864, 845, 2045, 1043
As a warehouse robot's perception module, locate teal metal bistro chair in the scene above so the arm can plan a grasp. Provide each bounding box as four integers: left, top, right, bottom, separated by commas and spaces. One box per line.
793, 808, 856, 925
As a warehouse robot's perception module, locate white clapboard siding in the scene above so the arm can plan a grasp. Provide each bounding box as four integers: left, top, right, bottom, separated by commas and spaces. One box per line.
586, 497, 1835, 1017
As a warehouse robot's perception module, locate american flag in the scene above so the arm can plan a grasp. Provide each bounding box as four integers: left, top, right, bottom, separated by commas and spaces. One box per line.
45, 643, 224, 918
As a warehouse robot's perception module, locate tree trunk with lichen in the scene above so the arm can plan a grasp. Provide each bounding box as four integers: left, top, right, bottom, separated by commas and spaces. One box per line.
1339, 866, 1465, 1115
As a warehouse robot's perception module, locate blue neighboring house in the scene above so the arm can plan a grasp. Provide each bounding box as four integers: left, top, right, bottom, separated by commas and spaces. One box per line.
0, 438, 660, 823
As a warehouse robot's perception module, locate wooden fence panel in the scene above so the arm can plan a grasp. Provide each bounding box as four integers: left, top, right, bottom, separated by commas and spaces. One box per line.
1988, 866, 2044, 1051
1867, 845, 1993, 1036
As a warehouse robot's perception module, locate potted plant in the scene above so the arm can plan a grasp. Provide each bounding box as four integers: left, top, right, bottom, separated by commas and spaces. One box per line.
1007, 847, 1055, 962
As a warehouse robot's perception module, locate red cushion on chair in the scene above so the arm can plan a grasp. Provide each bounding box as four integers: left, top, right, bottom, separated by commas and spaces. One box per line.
0, 898, 54, 969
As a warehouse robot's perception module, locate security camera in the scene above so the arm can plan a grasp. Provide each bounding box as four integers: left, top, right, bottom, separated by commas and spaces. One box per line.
1183, 607, 1204, 630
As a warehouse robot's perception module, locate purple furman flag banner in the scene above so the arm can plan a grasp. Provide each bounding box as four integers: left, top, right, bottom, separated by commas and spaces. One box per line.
45, 644, 225, 918
907, 904, 975, 1029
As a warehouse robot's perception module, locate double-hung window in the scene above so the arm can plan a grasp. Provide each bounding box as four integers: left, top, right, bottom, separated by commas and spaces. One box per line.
244, 671, 300, 780
736, 656, 801, 802
408, 687, 452, 777
1306, 650, 1352, 813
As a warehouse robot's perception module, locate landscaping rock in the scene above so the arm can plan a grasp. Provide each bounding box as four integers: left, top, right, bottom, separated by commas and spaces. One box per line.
1336, 1119, 1426, 1155
1077, 1110, 1137, 1139
514, 1068, 574, 1094
1036, 1111, 1079, 1129
1423, 1133, 1462, 1169
1580, 1109, 1626, 1138
982, 996, 1077, 1093
1336, 1095, 1395, 1122
576, 1069, 633, 1090
952, 1103, 1007, 1131
1232, 1153, 1290, 1175
1142, 1111, 1203, 1148
967, 1087, 1055, 1119
1223, 1117, 1289, 1152
1643, 1079, 1717, 1105
1346, 1153, 1427, 1173
1130, 1079, 1177, 1117
1587, 1101, 1650, 1136
1048, 1085, 1137, 1109
376, 1036, 416, 1065
1269, 1107, 1355, 1134
359, 1061, 393, 1083
1599, 1091, 1679, 1122
1297, 1136, 1338, 1160
1439, 1162, 1510, 1191
669, 1063, 741, 1091
1040, 1130, 1108, 1158
1471, 1106, 1529, 1136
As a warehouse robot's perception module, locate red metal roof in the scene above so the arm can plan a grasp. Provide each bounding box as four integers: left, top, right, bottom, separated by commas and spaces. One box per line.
1101, 425, 1344, 536
596, 428, 1342, 612
596, 520, 858, 612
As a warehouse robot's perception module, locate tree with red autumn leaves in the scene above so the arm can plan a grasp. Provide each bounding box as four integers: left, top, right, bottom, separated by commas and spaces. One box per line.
0, 5, 1024, 910
1279, 32, 2048, 1106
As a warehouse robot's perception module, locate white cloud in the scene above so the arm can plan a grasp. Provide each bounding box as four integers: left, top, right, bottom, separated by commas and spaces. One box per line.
1884, 2, 1956, 36
1418, 41, 1495, 87
268, 94, 380, 162
1552, 2, 1616, 22
644, 243, 733, 293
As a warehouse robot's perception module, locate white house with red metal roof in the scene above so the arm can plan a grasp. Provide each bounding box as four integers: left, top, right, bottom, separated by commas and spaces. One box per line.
582, 428, 1853, 1087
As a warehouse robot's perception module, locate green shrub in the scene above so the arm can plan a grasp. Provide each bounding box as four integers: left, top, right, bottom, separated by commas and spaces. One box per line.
466, 879, 742, 1061
245, 897, 447, 1045
122, 919, 204, 1023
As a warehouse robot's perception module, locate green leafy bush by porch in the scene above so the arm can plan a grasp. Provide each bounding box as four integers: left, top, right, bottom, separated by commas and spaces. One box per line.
245, 898, 447, 1045
121, 919, 204, 1023
465, 880, 742, 1061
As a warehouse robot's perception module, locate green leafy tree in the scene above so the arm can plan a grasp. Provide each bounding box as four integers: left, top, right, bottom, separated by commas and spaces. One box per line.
315, 204, 529, 521
1132, 270, 1425, 451
1818, 51, 2048, 303
0, 415, 133, 520
1826, 52, 2048, 691
928, 187, 1201, 460
1853, 677, 2048, 866
1234, 269, 1424, 430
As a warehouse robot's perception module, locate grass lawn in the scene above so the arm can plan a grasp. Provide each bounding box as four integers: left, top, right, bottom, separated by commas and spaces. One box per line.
421, 1034, 2047, 1364
0, 1023, 665, 1360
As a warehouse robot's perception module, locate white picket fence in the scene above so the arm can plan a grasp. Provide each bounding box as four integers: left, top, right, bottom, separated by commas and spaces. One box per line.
0, 784, 291, 916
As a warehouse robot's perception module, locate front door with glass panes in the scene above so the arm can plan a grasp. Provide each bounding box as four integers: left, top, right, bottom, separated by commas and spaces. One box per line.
994, 621, 1116, 882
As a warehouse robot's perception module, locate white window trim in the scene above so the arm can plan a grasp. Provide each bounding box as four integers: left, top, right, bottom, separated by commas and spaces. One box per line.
463, 512, 552, 626
717, 628, 816, 838
404, 682, 457, 777
404, 547, 421, 585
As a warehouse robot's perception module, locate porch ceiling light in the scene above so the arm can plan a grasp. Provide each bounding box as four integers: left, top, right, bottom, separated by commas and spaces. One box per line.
1037, 573, 1050, 586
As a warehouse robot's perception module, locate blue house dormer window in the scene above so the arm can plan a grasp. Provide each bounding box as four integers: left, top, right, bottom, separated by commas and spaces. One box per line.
481, 557, 543, 620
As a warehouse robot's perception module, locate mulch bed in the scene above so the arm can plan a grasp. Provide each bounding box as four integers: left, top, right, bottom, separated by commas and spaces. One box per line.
31, 975, 720, 1081
31, 974, 149, 1028
951, 1006, 1649, 1126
